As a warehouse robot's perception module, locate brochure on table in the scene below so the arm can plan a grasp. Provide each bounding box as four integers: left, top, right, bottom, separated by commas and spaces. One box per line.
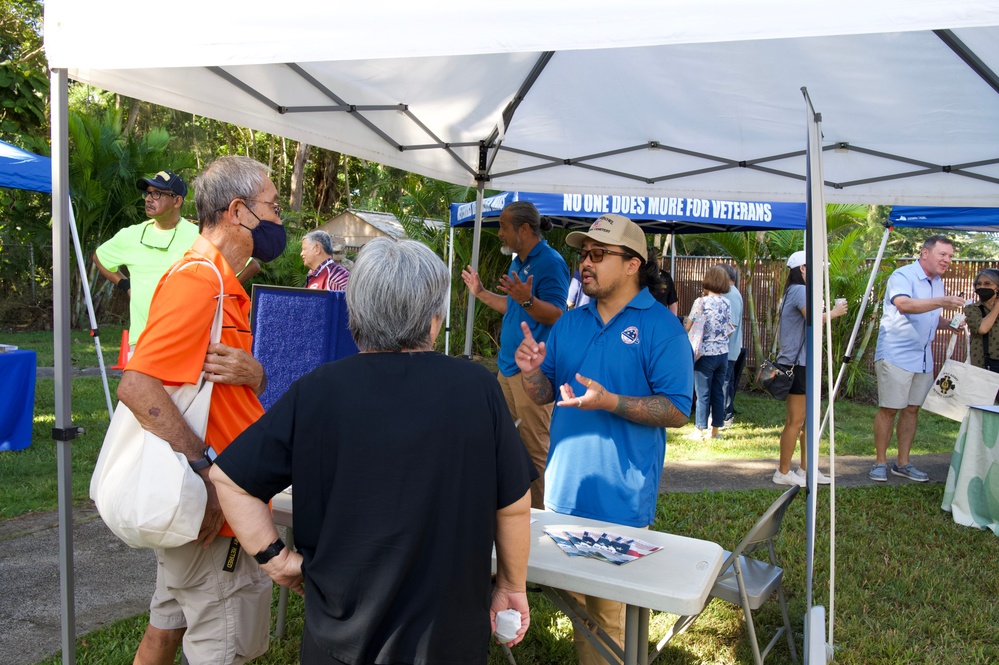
545, 528, 662, 565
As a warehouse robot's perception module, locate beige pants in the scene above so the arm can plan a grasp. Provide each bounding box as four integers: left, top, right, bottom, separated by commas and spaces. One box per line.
149, 537, 272, 664
497, 371, 552, 509
566, 522, 649, 665
568, 592, 627, 665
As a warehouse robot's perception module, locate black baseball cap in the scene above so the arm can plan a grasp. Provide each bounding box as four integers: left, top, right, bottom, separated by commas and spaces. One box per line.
136, 171, 187, 198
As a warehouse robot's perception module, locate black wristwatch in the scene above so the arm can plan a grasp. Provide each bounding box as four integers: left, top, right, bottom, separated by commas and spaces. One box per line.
521, 295, 535, 309
253, 537, 286, 565
188, 447, 215, 472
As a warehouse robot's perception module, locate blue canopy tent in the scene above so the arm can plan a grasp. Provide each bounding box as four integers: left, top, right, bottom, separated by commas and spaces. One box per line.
445, 190, 808, 354
0, 140, 113, 417
0, 140, 53, 193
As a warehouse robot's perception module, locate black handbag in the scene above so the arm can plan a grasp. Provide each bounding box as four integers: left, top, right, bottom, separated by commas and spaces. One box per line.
756, 290, 803, 401
757, 358, 794, 400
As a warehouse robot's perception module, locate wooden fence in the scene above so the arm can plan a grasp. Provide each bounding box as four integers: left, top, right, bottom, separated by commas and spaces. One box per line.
670, 256, 996, 381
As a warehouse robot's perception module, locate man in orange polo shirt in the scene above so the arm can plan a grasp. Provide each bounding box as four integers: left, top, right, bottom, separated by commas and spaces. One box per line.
117, 155, 287, 665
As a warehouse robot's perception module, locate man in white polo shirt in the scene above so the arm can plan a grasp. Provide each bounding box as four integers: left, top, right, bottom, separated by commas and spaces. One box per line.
871, 235, 965, 482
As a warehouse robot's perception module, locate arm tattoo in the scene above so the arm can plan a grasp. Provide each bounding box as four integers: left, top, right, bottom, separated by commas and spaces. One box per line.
521, 370, 555, 405
613, 395, 689, 428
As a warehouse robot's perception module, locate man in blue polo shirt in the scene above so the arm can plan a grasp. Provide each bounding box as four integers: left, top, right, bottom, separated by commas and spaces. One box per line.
872, 235, 965, 482
461, 201, 569, 509
514, 213, 693, 665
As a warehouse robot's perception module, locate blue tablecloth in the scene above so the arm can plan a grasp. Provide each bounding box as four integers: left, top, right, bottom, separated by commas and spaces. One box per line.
0, 350, 37, 451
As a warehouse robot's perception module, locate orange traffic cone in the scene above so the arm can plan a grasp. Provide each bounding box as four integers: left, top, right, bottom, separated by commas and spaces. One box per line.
110, 329, 129, 370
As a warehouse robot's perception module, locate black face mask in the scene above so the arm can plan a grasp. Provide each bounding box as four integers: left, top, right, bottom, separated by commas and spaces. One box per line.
239, 205, 287, 262
246, 219, 287, 262
976, 287, 996, 302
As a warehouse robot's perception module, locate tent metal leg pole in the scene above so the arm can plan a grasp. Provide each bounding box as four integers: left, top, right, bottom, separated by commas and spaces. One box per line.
820, 193, 837, 660
51, 67, 77, 665
445, 226, 455, 356
462, 182, 485, 357
802, 88, 829, 659
819, 226, 890, 436
68, 206, 114, 419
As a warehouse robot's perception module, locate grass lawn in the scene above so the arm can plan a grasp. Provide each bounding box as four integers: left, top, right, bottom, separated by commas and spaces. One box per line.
33, 485, 999, 665
4, 325, 125, 368
4, 329, 995, 664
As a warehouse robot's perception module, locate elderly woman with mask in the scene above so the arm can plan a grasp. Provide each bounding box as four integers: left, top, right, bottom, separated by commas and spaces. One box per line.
210, 237, 536, 665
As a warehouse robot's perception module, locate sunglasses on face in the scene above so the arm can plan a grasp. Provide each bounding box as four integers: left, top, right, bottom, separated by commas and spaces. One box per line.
577, 247, 632, 263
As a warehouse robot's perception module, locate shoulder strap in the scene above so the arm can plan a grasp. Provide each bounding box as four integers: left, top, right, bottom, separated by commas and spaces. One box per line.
978, 304, 992, 361
167, 258, 224, 295
166, 258, 226, 345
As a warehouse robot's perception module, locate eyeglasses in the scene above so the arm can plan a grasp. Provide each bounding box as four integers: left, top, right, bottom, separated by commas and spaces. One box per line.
577, 247, 633, 263
139, 222, 177, 251
145, 189, 178, 201
243, 199, 283, 218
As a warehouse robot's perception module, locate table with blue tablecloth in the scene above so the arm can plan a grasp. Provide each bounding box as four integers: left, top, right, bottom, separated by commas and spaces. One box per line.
942, 405, 999, 536
0, 349, 36, 451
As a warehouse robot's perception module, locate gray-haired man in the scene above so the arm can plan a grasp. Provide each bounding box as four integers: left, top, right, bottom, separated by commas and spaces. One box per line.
302, 229, 350, 290
118, 155, 286, 664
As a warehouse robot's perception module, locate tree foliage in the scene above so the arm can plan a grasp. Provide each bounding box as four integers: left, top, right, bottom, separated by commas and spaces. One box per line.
0, 0, 47, 151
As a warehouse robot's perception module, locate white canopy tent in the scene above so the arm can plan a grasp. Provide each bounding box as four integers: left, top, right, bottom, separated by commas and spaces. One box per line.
45, 2, 999, 205
44, 2, 999, 663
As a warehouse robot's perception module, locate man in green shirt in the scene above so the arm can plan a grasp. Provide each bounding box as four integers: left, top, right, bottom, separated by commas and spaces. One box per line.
93, 171, 200, 352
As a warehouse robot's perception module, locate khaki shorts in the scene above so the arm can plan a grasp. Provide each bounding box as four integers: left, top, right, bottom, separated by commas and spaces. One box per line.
150, 536, 272, 664
876, 359, 934, 410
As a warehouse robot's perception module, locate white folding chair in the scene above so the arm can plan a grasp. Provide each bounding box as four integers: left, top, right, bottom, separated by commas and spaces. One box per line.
710, 484, 800, 665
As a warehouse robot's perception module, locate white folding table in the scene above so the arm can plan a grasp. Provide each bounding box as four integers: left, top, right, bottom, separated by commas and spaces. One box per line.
271, 497, 723, 665
510, 509, 724, 665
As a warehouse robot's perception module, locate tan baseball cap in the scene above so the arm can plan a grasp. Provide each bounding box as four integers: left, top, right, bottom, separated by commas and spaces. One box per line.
566, 214, 646, 260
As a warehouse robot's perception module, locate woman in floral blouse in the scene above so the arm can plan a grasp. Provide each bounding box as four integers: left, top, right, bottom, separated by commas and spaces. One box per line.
684, 266, 734, 440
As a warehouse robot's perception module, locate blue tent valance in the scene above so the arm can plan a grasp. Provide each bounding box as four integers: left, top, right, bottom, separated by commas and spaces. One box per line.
888, 206, 999, 233
450, 191, 806, 234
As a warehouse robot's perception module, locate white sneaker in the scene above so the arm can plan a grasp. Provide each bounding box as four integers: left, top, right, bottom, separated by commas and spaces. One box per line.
721, 418, 735, 429
685, 428, 705, 441
794, 466, 831, 485
773, 469, 806, 487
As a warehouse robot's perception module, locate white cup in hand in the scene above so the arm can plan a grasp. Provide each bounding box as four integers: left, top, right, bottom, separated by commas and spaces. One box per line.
494, 609, 522, 643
